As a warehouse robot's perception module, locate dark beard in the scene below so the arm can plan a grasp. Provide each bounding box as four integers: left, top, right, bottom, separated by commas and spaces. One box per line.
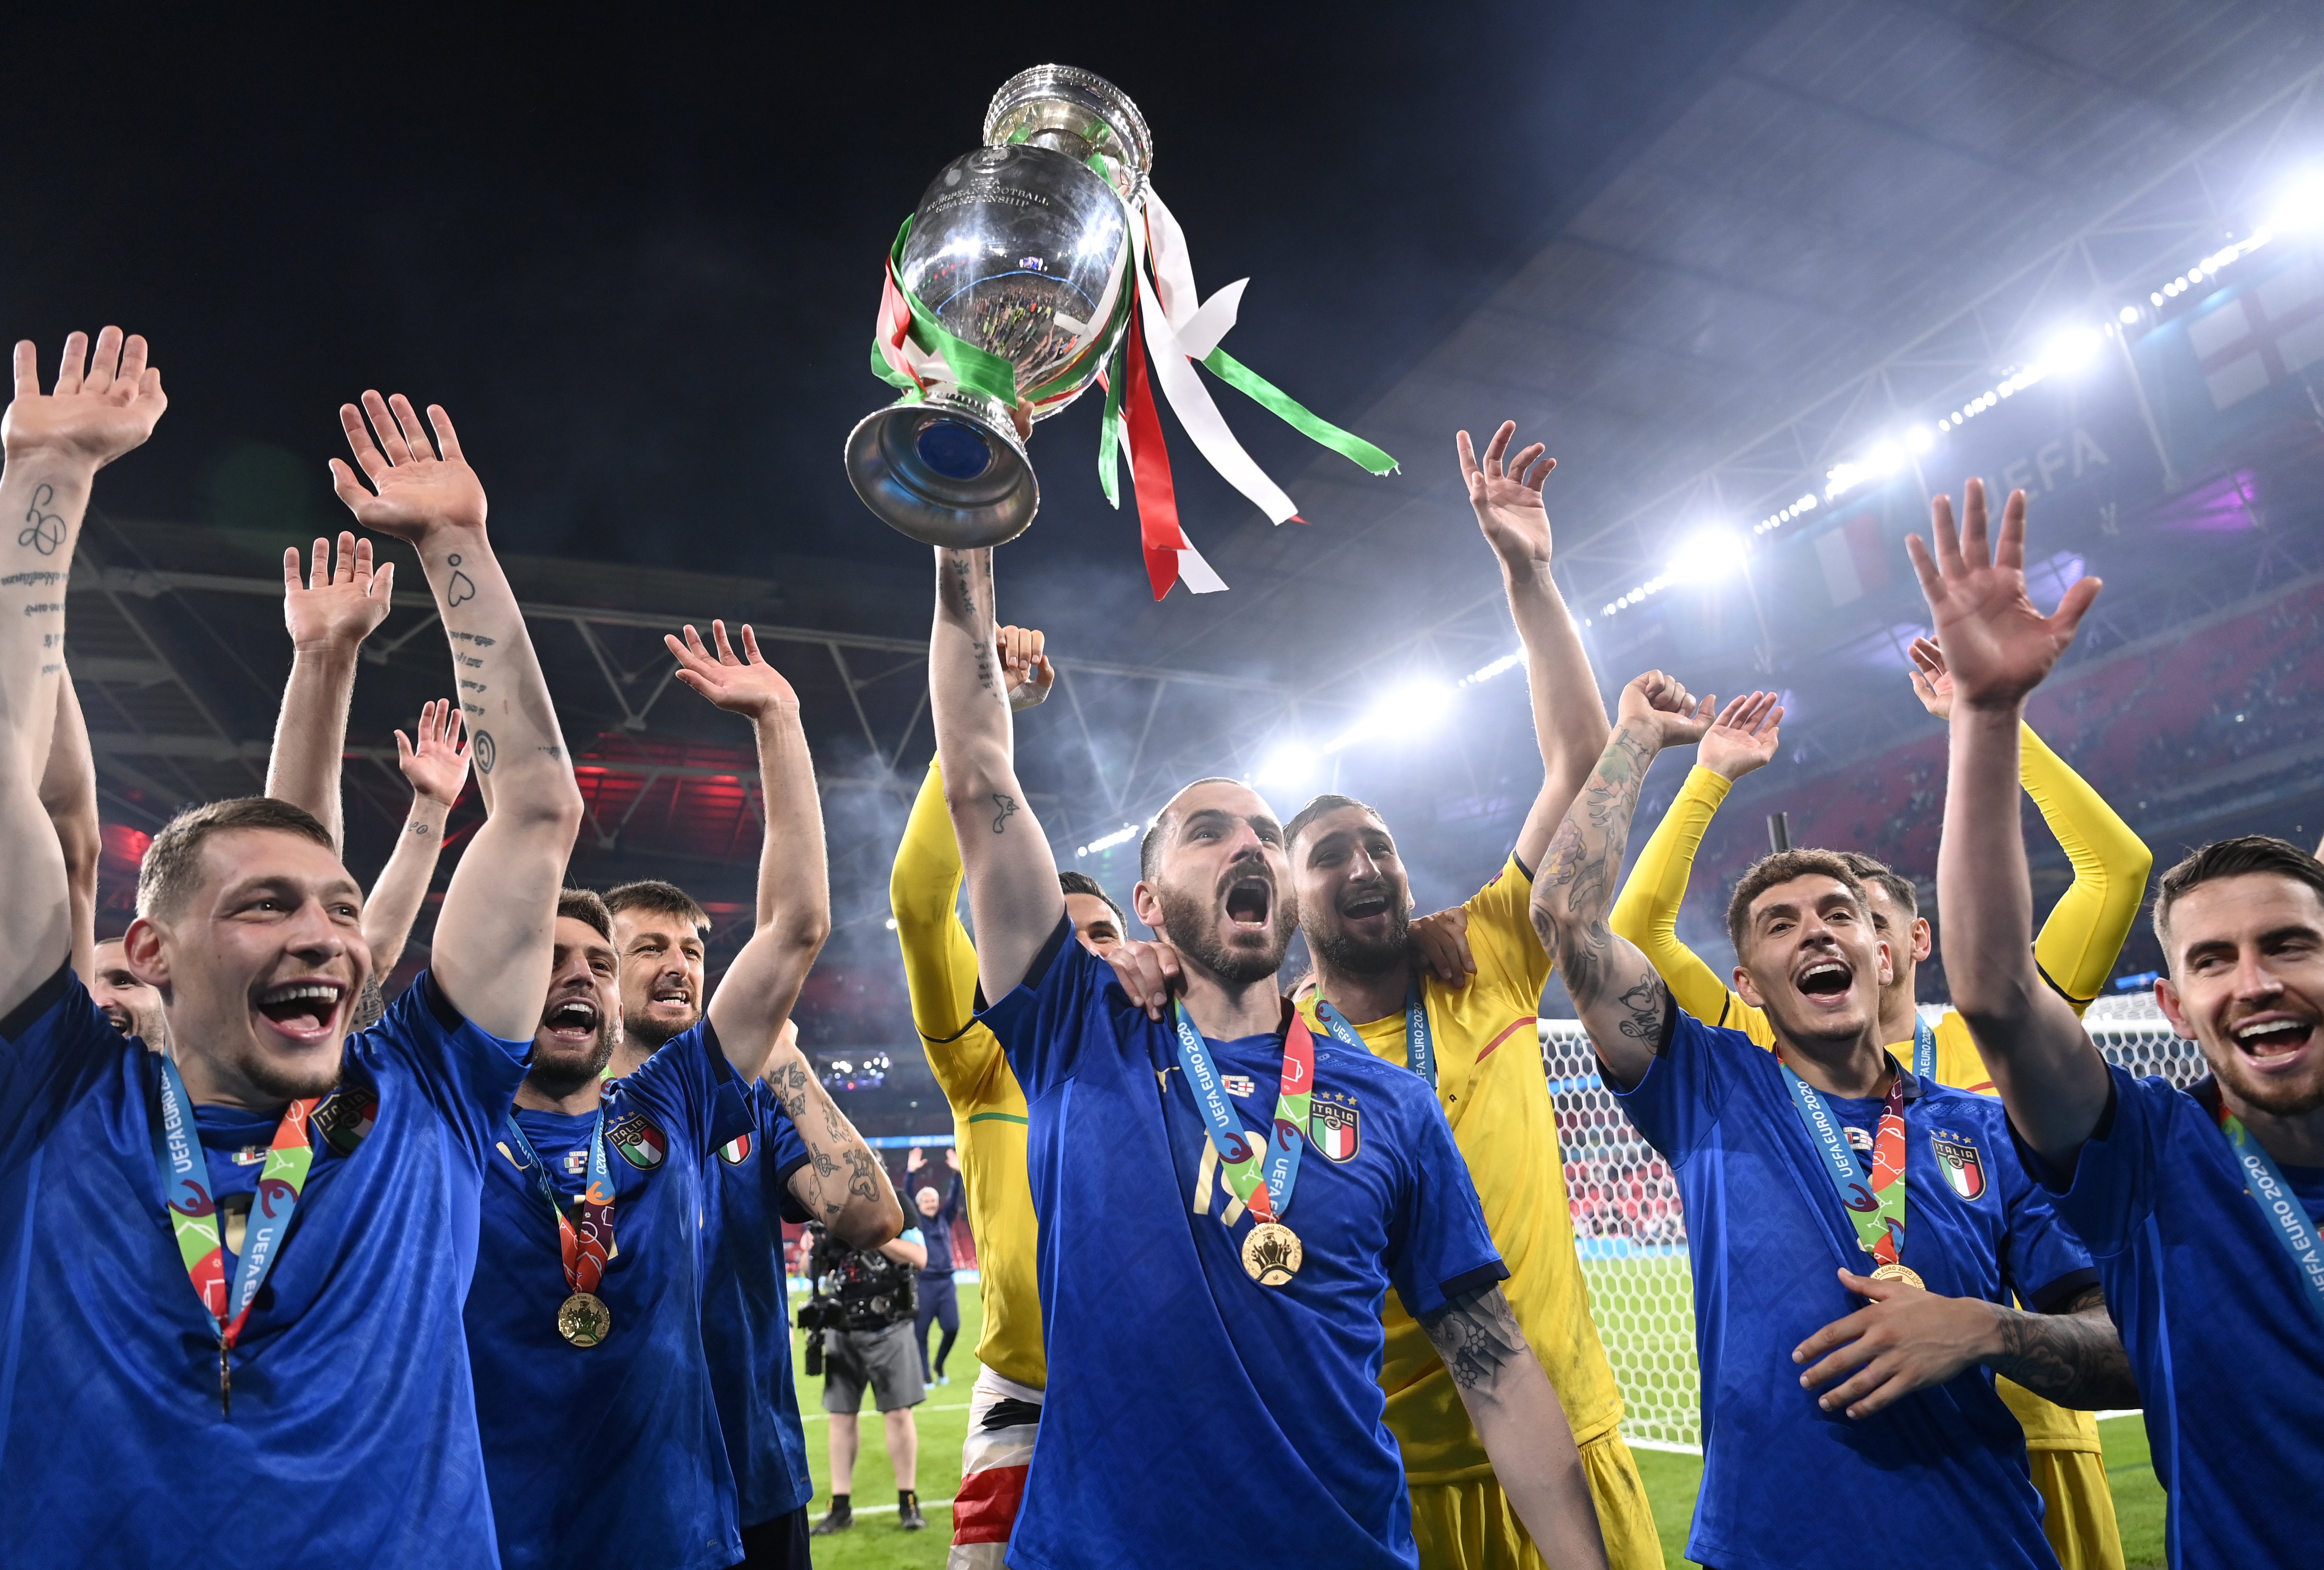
1155, 873, 1296, 986
1311, 906, 1411, 981
622, 1005, 700, 1054
525, 1022, 619, 1098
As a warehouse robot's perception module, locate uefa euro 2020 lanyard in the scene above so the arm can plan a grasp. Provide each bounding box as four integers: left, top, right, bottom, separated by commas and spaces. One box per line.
501, 1109, 619, 1348
1779, 1016, 1937, 1291
1172, 998, 1313, 1287
1313, 981, 1436, 1087
2213, 1099, 2324, 1323
151, 1057, 321, 1416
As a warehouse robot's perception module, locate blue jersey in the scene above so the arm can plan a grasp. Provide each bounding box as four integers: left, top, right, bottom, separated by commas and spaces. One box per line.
1614, 1011, 2092, 1570
2028, 1068, 2324, 1570
465, 1021, 753, 1570
978, 922, 1505, 1570
0, 966, 528, 1568
699, 1076, 813, 1529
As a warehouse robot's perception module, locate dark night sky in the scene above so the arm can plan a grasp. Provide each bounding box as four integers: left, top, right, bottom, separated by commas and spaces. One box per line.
3, 4, 1781, 585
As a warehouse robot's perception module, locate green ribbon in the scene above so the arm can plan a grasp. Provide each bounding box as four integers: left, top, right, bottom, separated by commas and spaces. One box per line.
880, 217, 1021, 408
1096, 341, 1126, 508
1201, 347, 1399, 476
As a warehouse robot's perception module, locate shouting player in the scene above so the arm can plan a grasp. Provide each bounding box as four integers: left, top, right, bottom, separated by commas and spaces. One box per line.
925, 544, 1611, 1570
1286, 422, 1658, 1570
0, 347, 583, 1566
1918, 479, 2324, 1570
1532, 664, 2135, 1570
462, 619, 898, 1570
887, 624, 1125, 1566
1607, 647, 2148, 1570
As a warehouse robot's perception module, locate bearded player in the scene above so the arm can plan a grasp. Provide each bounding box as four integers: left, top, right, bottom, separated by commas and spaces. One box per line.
1532, 664, 2135, 1570
1918, 479, 2324, 1570
0, 350, 581, 1566
462, 620, 899, 1570
1607, 651, 2148, 1570
888, 621, 1130, 1567
926, 543, 1610, 1570
1285, 421, 1657, 1570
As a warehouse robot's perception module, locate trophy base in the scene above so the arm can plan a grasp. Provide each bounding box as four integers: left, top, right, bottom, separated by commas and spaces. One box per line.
845, 391, 1039, 549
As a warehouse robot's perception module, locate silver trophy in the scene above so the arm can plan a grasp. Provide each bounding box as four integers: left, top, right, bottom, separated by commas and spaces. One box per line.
845, 66, 1152, 549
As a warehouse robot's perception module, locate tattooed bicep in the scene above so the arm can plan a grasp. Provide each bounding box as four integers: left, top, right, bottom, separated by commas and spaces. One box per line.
1418, 1284, 1526, 1393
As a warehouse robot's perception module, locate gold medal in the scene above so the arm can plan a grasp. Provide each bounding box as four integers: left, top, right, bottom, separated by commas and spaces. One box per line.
1241, 1221, 1302, 1287
1869, 1262, 1925, 1291
558, 1290, 612, 1346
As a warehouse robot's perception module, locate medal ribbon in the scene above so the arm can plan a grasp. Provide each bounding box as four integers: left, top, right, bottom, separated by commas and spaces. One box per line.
1171, 1000, 1313, 1223
1782, 1061, 1908, 1265
2212, 1101, 2324, 1323
502, 1112, 616, 1297
1910, 1016, 1936, 1083
150, 1058, 321, 1349
1313, 981, 1435, 1088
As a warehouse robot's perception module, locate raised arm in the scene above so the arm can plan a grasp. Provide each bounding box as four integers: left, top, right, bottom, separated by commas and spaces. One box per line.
1420, 1285, 1610, 1570
1531, 673, 1713, 1090
763, 1021, 904, 1251
263, 532, 394, 850
1608, 693, 1783, 1033
1911, 481, 2110, 1161
360, 698, 469, 975
0, 329, 166, 1018
1908, 637, 2151, 1013
928, 548, 1063, 999
1458, 423, 1609, 868
329, 393, 581, 1040
39, 670, 99, 983
671, 621, 831, 1079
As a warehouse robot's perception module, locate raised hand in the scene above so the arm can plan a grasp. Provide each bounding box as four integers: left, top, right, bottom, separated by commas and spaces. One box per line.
665, 620, 799, 721
396, 700, 471, 808
998, 623, 1055, 712
1698, 690, 1784, 782
3, 329, 167, 469
1906, 637, 1953, 720
329, 392, 486, 541
906, 1147, 926, 1174
1408, 906, 1475, 987
1615, 670, 1716, 751
1905, 480, 2099, 711
283, 532, 394, 652
943, 1145, 958, 1172
1457, 420, 1557, 565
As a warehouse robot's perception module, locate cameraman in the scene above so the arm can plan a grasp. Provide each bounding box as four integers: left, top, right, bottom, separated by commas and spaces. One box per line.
802, 1221, 929, 1535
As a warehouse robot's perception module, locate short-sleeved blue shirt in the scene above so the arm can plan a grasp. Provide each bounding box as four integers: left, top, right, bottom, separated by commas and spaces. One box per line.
1613, 1011, 2093, 1570
2028, 1068, 2324, 1570
465, 1021, 753, 1570
0, 967, 529, 1568
700, 1076, 814, 1529
978, 922, 1505, 1570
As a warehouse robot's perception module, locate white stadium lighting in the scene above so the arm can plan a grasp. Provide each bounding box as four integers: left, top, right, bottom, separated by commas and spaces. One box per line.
1905, 424, 1935, 454
2269, 170, 2324, 231
1459, 651, 1524, 686
1666, 528, 1748, 584
1074, 822, 1140, 858
2119, 304, 2141, 324
1255, 745, 1314, 792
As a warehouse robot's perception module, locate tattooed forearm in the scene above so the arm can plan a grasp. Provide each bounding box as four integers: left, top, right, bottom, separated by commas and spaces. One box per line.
1984, 1288, 2139, 1409
991, 793, 1017, 833
1420, 1285, 1527, 1394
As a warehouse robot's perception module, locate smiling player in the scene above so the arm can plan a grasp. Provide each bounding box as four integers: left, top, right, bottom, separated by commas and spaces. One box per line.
0, 347, 582, 1567
1918, 479, 2324, 1570
1530, 666, 2127, 1570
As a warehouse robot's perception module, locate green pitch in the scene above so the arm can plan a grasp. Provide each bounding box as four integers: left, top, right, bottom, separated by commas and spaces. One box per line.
798, 1281, 2169, 1569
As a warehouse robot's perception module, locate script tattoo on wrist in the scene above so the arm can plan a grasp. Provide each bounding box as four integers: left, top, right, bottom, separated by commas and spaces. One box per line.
1420, 1285, 1525, 1393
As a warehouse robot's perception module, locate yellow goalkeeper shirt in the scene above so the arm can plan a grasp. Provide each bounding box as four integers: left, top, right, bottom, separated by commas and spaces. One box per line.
1607, 725, 2152, 1453
1299, 854, 1625, 1483
890, 758, 1044, 1391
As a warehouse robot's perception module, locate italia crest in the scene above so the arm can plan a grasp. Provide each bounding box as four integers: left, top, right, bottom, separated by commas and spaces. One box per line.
718, 1131, 754, 1166
1930, 1132, 1986, 1201
609, 1112, 667, 1170
1310, 1096, 1360, 1163
312, 1084, 378, 1156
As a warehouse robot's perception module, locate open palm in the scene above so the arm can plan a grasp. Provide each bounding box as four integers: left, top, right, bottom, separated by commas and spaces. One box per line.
397, 700, 471, 807
3, 329, 168, 469
1905, 481, 2099, 710
329, 392, 487, 541
1457, 421, 1556, 563
1699, 691, 1784, 781
283, 532, 394, 650
665, 620, 799, 720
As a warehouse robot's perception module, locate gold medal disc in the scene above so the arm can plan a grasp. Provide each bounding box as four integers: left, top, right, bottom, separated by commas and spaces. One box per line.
1241, 1221, 1303, 1287
1869, 1263, 1925, 1291
558, 1290, 612, 1346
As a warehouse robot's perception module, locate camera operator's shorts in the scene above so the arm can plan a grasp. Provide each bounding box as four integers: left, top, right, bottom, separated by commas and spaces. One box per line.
820, 1321, 926, 1414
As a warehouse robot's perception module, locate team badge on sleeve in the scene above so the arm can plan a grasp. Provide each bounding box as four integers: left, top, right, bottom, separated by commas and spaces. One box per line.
718, 1131, 754, 1166
1310, 1095, 1361, 1163
608, 1112, 667, 1170
1930, 1132, 1986, 1201
311, 1084, 378, 1156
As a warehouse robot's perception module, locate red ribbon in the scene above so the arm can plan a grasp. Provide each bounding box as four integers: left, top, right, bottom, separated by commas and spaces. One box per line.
1121, 305, 1189, 601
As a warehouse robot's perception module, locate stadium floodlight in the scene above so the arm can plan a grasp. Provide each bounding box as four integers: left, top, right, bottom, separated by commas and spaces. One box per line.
1666, 528, 1748, 585
1255, 744, 1314, 793
1460, 651, 1524, 686
1905, 425, 1935, 454
1074, 821, 1141, 858
2119, 305, 2141, 325
1325, 678, 1453, 752
2269, 170, 2324, 232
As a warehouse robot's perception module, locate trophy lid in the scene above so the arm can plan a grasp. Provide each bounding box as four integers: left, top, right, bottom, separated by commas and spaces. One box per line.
983, 65, 1152, 208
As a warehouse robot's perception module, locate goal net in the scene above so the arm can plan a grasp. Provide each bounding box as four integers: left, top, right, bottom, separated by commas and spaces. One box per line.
1544, 996, 2199, 1452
